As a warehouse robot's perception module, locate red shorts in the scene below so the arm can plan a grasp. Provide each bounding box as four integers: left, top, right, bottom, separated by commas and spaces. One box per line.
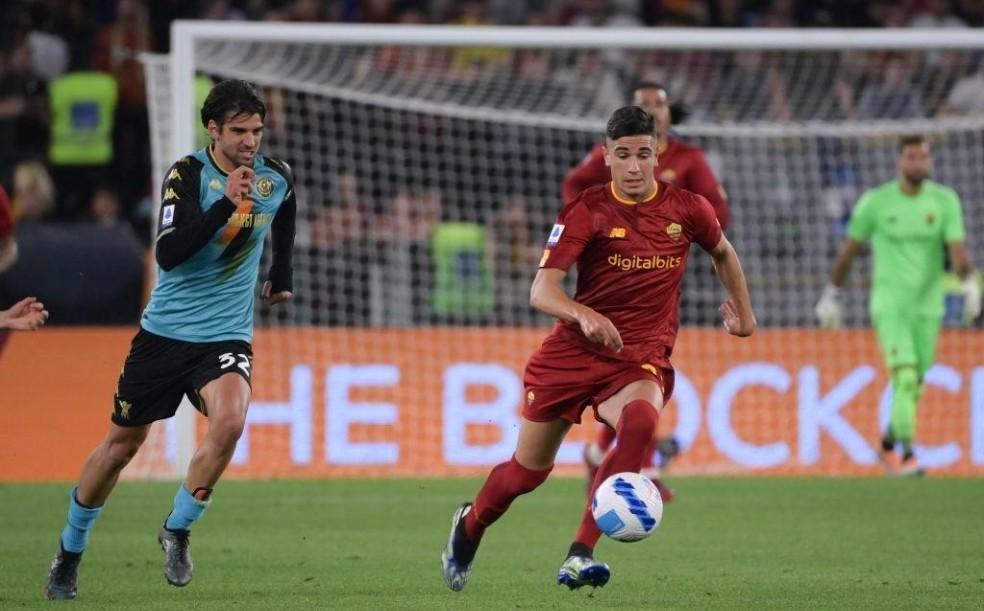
522, 331, 675, 425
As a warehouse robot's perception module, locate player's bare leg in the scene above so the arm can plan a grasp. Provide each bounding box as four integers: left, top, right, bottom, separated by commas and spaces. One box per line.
47, 423, 151, 599
185, 373, 250, 491
584, 423, 615, 492
442, 418, 570, 591
560, 380, 662, 590
160, 373, 250, 587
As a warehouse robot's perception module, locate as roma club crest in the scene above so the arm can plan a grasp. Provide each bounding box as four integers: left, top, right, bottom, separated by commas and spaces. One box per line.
665, 222, 682, 241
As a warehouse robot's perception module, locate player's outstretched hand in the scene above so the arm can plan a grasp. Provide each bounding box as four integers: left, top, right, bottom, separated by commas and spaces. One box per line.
0, 296, 49, 330
261, 281, 293, 306
577, 309, 623, 352
720, 298, 755, 337
225, 166, 255, 202
961, 275, 981, 322
814, 284, 842, 329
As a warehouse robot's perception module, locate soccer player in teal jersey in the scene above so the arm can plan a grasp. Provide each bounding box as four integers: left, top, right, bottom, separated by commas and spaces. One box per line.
46, 80, 296, 600
815, 135, 980, 476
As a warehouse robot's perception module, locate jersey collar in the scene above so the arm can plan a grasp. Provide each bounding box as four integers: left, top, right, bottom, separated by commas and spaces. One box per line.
206, 145, 233, 177
609, 181, 659, 205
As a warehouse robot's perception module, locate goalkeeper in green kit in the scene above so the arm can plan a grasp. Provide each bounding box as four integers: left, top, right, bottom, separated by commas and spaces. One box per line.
815, 135, 980, 476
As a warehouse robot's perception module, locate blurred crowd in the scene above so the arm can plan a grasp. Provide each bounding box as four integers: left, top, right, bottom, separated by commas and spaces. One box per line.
1, 0, 983, 326
2, 0, 983, 233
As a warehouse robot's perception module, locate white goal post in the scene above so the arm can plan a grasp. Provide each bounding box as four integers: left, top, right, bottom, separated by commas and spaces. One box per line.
135, 24, 984, 479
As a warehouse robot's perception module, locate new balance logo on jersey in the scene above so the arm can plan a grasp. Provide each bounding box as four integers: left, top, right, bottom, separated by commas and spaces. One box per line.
609, 227, 627, 238
608, 253, 682, 271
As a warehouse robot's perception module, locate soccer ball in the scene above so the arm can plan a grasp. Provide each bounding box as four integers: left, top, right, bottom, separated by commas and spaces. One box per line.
592, 472, 663, 542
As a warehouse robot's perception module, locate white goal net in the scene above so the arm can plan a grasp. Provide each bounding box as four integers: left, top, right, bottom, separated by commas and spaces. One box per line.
136, 25, 984, 478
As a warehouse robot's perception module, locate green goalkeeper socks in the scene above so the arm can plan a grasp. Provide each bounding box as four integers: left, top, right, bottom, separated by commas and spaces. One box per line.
888, 367, 920, 453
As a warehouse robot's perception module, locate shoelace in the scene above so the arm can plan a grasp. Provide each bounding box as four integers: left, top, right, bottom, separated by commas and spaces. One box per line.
53, 556, 78, 580
168, 532, 191, 557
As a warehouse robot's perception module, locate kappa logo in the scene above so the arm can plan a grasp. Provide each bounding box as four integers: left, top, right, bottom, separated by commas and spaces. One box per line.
115, 396, 132, 419
166, 168, 181, 181
256, 177, 274, 198
609, 227, 627, 239
162, 187, 179, 201
665, 222, 682, 240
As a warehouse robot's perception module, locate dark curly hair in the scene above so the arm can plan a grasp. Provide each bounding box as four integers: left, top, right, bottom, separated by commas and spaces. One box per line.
200, 79, 266, 129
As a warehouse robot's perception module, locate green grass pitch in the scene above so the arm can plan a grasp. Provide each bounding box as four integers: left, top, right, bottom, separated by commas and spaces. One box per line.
2, 477, 982, 609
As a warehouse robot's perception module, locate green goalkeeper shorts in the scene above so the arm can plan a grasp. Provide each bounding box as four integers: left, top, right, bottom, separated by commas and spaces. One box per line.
871, 310, 941, 376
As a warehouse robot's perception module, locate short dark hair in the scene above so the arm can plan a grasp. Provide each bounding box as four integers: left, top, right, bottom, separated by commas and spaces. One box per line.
200, 79, 266, 129
631, 81, 667, 98
898, 134, 928, 152
606, 106, 656, 141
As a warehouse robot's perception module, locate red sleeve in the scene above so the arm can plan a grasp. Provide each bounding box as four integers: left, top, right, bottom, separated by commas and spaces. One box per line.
538, 200, 595, 271
687, 194, 722, 252
683, 149, 730, 231
561, 146, 609, 206
0, 186, 13, 239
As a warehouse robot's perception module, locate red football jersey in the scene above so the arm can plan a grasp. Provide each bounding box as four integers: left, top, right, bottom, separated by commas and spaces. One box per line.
540, 181, 721, 365
0, 186, 12, 240
562, 138, 730, 230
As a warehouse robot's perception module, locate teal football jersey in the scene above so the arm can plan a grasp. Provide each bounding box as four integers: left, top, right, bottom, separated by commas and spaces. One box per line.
142, 147, 294, 342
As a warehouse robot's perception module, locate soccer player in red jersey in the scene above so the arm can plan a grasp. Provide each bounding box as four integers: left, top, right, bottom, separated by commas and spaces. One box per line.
568, 83, 731, 502
441, 106, 755, 592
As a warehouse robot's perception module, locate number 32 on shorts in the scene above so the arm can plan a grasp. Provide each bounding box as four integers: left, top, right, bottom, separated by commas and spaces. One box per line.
218, 352, 251, 378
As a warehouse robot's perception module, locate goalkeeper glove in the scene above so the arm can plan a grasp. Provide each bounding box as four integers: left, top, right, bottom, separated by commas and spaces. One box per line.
815, 284, 843, 329
962, 275, 981, 322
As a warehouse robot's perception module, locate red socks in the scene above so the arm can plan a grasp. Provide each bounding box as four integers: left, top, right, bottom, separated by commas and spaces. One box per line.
595, 413, 660, 469
575, 400, 659, 549
595, 425, 617, 453
464, 456, 552, 541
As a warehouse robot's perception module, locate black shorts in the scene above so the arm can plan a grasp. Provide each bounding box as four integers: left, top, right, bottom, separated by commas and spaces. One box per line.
112, 327, 253, 427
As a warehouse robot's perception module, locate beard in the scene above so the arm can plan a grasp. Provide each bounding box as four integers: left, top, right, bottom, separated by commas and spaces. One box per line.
903, 170, 928, 185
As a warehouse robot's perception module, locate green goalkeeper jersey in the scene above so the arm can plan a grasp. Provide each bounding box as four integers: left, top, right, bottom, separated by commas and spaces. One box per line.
847, 179, 966, 317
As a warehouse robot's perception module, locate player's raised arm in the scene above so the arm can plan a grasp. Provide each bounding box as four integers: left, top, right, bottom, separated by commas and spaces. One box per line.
707, 235, 756, 337
154, 159, 241, 271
